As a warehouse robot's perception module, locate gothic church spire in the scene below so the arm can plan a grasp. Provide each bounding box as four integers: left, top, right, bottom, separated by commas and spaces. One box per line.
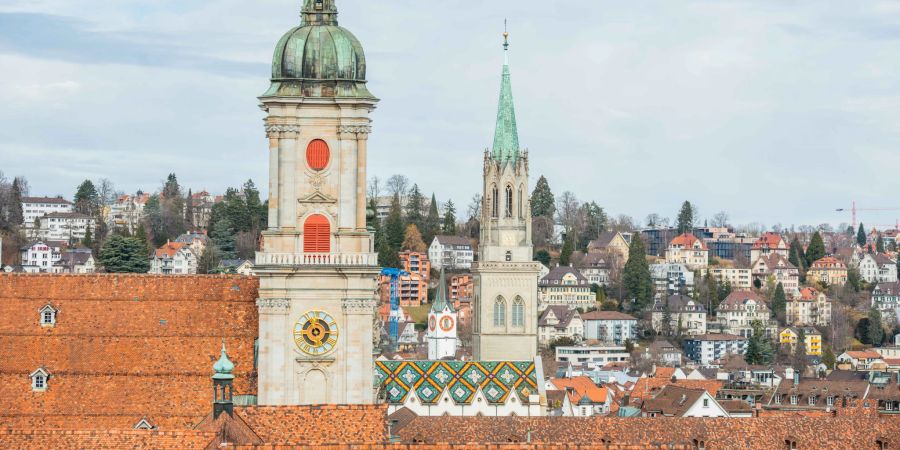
491, 28, 520, 162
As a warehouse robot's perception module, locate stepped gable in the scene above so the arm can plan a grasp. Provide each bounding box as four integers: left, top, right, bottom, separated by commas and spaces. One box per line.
0, 274, 259, 430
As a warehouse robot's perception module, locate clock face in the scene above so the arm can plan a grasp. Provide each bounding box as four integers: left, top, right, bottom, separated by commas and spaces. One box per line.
428, 316, 436, 332
294, 310, 339, 356
439, 316, 454, 332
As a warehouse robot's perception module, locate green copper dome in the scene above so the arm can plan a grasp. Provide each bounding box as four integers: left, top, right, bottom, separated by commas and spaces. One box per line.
212, 342, 235, 380
263, 0, 373, 99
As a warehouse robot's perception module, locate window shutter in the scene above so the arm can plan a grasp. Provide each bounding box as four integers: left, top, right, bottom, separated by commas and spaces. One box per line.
306, 139, 330, 171
303, 214, 331, 253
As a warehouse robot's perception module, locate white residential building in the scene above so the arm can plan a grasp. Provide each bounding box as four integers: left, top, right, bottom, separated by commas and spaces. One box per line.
538, 266, 594, 311
149, 241, 197, 275
428, 235, 473, 270
858, 253, 898, 284
52, 249, 96, 274
575, 253, 610, 286
580, 311, 638, 345
649, 263, 695, 298
37, 213, 96, 241
555, 344, 630, 365
749, 232, 789, 263
21, 196, 73, 228
705, 267, 752, 290
716, 290, 778, 338
684, 334, 748, 365
786, 287, 832, 327
538, 305, 584, 347
872, 282, 900, 322
649, 294, 707, 336
20, 241, 63, 272
106, 193, 149, 233
665, 233, 708, 270
751, 253, 800, 297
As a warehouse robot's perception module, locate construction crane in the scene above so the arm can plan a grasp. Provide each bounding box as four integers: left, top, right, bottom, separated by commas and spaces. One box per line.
380, 267, 409, 348
835, 201, 900, 230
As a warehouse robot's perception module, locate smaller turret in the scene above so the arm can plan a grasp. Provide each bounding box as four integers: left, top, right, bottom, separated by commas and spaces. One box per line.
212, 342, 235, 419
427, 269, 458, 360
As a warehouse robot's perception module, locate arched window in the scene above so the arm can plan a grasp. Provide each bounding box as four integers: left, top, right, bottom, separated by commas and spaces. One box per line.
491, 185, 499, 218
493, 297, 506, 326
306, 139, 330, 171
303, 214, 331, 253
512, 297, 525, 327
505, 185, 513, 218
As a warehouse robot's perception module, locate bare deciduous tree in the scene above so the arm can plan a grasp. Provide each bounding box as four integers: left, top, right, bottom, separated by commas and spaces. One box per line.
556, 191, 580, 235
711, 211, 729, 228
385, 174, 409, 198
367, 175, 382, 200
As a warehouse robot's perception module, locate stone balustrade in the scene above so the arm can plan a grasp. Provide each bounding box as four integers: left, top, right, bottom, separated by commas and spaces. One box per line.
255, 252, 378, 267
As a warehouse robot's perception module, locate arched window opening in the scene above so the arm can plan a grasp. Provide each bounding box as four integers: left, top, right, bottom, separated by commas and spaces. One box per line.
505, 185, 513, 218
306, 139, 330, 171
512, 297, 525, 327
303, 214, 331, 253
493, 297, 506, 326
491, 185, 499, 218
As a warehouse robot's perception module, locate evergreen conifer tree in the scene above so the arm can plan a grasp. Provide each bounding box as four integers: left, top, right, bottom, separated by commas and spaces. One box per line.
405, 184, 425, 230
533, 249, 551, 266
441, 200, 457, 234
857, 223, 867, 247
423, 194, 441, 244
676, 201, 694, 234
822, 346, 836, 369
745, 320, 774, 365
74, 180, 101, 217
876, 234, 885, 253
185, 189, 195, 229
385, 194, 405, 250
99, 234, 151, 273
789, 238, 807, 271
867, 307, 884, 345
210, 218, 237, 259
8, 177, 23, 226
792, 328, 808, 373
771, 282, 787, 324
560, 236, 574, 266
530, 176, 555, 218
805, 232, 826, 268
82, 226, 93, 248
622, 234, 653, 311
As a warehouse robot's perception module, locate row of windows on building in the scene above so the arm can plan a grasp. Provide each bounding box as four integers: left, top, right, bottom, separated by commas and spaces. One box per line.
493, 297, 525, 327
489, 184, 525, 220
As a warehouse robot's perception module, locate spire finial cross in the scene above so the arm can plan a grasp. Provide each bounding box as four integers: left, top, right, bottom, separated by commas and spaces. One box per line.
503, 19, 509, 51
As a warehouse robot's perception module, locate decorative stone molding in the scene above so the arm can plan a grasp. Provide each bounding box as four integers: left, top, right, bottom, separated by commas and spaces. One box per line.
342, 297, 377, 314
256, 297, 290, 314
265, 124, 301, 138
338, 125, 372, 135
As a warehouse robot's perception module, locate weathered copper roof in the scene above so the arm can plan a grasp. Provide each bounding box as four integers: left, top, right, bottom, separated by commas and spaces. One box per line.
491, 33, 520, 162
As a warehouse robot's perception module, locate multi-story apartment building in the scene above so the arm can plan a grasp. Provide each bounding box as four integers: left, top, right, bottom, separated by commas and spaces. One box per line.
649, 294, 707, 336
149, 241, 197, 275
37, 213, 96, 241
538, 305, 584, 347
449, 273, 473, 304
20, 241, 64, 272
555, 344, 630, 365
21, 196, 73, 228
428, 235, 473, 270
705, 267, 752, 290
400, 251, 431, 281
751, 253, 800, 297
716, 290, 777, 338
650, 263, 695, 298
858, 253, 898, 284
580, 311, 638, 345
807, 256, 848, 286
696, 227, 755, 261
786, 287, 832, 327
665, 233, 708, 270
538, 266, 594, 311
640, 227, 678, 257
749, 232, 789, 263
779, 327, 823, 356
106, 193, 150, 233
683, 334, 748, 365
871, 282, 900, 321
379, 272, 428, 307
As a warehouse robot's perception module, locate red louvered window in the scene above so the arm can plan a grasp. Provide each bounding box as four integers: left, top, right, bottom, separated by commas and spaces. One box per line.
303, 214, 331, 253
306, 139, 330, 171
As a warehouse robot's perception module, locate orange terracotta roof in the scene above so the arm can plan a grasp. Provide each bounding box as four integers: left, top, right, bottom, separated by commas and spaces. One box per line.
799, 287, 820, 300
810, 256, 847, 269
550, 377, 608, 403
0, 429, 216, 450
0, 274, 258, 430
752, 232, 786, 250
629, 377, 724, 403
236, 405, 389, 445
669, 233, 707, 250
654, 367, 676, 379
845, 350, 882, 359
155, 241, 186, 258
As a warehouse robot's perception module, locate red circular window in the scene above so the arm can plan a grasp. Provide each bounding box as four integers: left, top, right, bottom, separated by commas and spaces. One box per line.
306, 139, 330, 171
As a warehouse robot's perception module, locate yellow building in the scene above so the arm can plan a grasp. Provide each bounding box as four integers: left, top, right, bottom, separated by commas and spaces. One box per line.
779, 327, 822, 356
806, 256, 848, 286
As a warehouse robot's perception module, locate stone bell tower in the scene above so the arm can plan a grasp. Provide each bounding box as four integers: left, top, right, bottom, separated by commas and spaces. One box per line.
255, 0, 380, 405
472, 31, 542, 361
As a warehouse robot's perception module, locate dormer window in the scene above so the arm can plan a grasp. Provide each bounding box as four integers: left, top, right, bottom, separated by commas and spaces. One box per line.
30, 368, 49, 391
133, 418, 156, 430
39, 304, 57, 326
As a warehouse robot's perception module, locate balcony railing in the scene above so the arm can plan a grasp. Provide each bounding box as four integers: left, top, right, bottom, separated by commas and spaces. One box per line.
255, 252, 378, 267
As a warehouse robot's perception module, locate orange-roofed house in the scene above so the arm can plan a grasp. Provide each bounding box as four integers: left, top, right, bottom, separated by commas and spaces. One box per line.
548, 376, 613, 416
807, 256, 848, 286
750, 232, 789, 263
837, 350, 886, 371
149, 241, 198, 274
665, 233, 708, 269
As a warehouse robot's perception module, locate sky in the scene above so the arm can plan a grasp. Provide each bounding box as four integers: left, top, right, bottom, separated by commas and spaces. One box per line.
1, 0, 900, 230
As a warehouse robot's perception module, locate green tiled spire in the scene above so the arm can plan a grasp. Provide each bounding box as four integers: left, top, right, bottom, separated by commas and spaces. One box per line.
212, 341, 235, 381
491, 31, 520, 162
431, 269, 454, 313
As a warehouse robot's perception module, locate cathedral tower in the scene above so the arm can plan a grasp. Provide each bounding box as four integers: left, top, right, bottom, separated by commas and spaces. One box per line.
255, 0, 379, 405
472, 32, 542, 361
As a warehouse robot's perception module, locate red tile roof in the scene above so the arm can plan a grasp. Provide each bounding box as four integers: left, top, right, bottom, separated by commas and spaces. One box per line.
718, 290, 767, 309
236, 405, 389, 445
549, 377, 608, 403
669, 233, 707, 250
155, 241, 187, 258
752, 232, 787, 250
810, 256, 847, 269
580, 311, 637, 321
0, 429, 216, 450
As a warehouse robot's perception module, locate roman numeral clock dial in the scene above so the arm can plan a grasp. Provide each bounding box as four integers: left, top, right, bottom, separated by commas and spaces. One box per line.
294, 310, 339, 356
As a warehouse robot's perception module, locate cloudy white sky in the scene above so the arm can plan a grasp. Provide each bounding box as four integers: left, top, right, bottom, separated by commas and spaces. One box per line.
1, 0, 899, 229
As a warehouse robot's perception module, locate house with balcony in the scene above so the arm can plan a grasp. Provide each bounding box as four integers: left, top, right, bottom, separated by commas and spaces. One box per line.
872, 282, 900, 322
779, 327, 823, 356
20, 241, 64, 273
538, 306, 584, 347
580, 311, 637, 345
400, 251, 431, 281
428, 235, 473, 270
807, 256, 848, 286
837, 350, 886, 371
683, 334, 748, 365
649, 263, 694, 298
36, 212, 96, 241
575, 252, 610, 286
665, 233, 708, 270
548, 376, 613, 417
705, 267, 752, 290
786, 287, 832, 327
21, 196, 73, 229
858, 253, 898, 284
52, 249, 96, 274
649, 294, 707, 336
379, 272, 427, 307
149, 241, 198, 275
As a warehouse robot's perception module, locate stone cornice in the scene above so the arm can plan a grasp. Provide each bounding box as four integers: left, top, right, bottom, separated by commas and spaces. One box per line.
256, 297, 290, 314
342, 297, 377, 314
265, 124, 301, 138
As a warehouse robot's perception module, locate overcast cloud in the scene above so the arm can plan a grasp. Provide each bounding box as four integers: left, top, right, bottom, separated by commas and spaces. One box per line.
1, 0, 900, 228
